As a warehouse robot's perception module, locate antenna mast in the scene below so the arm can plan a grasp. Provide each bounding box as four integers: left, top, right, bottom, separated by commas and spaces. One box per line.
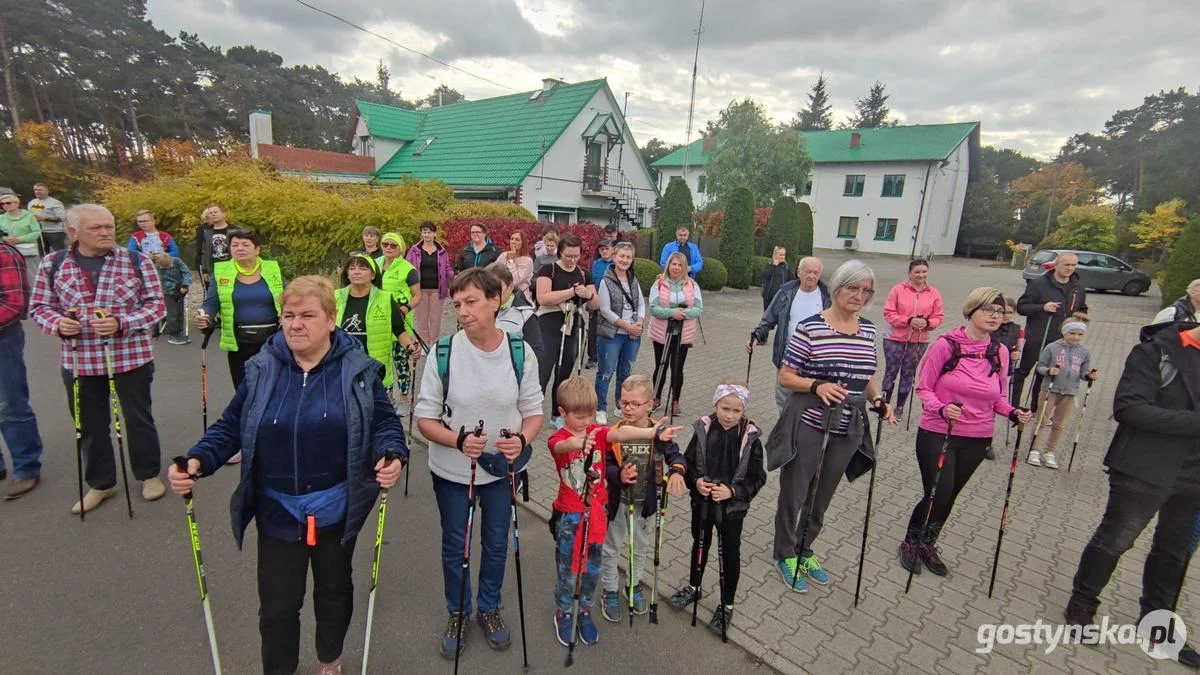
681, 0, 706, 178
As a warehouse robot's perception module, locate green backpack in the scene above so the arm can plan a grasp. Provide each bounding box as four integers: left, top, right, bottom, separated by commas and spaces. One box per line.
435, 332, 525, 419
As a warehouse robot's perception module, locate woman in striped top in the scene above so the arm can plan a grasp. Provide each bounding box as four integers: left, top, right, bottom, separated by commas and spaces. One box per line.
767, 260, 896, 593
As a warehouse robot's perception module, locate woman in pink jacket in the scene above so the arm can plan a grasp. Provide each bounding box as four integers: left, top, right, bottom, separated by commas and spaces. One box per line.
881, 259, 944, 418
897, 287, 1031, 578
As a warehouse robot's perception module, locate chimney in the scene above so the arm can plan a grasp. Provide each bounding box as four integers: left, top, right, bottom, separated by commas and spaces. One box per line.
249, 110, 273, 159
849, 132, 861, 149
542, 77, 566, 92
702, 134, 717, 153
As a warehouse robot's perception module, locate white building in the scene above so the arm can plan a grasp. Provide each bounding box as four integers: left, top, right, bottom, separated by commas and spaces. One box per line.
653, 122, 981, 257
346, 79, 660, 228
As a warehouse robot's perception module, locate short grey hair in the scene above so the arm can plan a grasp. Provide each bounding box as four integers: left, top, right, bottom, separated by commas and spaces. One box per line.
828, 259, 876, 308
797, 256, 823, 271
1188, 279, 1200, 295
66, 204, 115, 229
361, 225, 381, 238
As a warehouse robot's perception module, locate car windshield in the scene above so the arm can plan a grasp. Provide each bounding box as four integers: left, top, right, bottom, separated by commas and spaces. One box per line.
1030, 251, 1056, 265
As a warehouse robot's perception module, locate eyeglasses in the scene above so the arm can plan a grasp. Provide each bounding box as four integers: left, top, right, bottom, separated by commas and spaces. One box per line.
618, 399, 650, 408
381, 242, 399, 248
978, 307, 1005, 317
842, 285, 875, 298
0, 201, 16, 206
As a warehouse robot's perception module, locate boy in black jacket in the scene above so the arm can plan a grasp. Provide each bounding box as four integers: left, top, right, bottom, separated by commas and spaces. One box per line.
667, 382, 766, 636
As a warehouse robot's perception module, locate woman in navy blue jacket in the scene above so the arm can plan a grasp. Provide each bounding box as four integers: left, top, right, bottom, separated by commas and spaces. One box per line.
169, 275, 408, 675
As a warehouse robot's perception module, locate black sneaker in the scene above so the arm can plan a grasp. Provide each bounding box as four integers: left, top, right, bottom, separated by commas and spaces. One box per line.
439, 612, 467, 660
667, 585, 697, 611
898, 540, 922, 574
919, 543, 949, 577
1179, 644, 1200, 669
985, 445, 996, 461
708, 605, 732, 638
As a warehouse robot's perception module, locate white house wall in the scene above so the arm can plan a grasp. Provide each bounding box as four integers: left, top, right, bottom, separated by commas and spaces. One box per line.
656, 166, 711, 210
370, 138, 404, 171
802, 160, 936, 256
918, 140, 970, 257
520, 88, 659, 224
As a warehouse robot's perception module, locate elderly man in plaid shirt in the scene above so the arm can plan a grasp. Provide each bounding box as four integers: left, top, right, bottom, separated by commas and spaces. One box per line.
30, 204, 167, 514
0, 238, 45, 499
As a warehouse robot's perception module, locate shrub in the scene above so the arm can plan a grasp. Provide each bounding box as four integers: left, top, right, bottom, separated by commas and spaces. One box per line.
765, 198, 802, 267
797, 201, 814, 256
696, 257, 728, 291
658, 177, 695, 251
442, 219, 609, 266
749, 255, 771, 286
719, 187, 755, 289
439, 201, 537, 222
632, 257, 661, 295
1161, 217, 1200, 308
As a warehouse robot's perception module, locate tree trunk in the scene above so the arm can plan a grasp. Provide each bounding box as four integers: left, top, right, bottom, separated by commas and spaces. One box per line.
0, 23, 20, 129
28, 73, 45, 123
125, 91, 143, 158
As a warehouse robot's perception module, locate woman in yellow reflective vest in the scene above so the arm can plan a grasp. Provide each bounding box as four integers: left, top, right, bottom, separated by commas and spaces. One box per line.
378, 232, 421, 393
335, 254, 412, 396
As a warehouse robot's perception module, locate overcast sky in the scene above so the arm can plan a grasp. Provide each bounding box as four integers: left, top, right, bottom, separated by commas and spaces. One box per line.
147, 0, 1199, 158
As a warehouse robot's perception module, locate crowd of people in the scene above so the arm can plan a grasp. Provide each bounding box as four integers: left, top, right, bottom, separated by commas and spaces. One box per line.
2, 199, 1200, 671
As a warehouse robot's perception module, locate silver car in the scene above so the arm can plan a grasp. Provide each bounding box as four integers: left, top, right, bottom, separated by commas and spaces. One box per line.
1023, 249, 1151, 296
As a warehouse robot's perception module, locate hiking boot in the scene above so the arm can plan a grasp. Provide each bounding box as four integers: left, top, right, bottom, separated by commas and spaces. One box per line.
5, 476, 39, 500
577, 609, 599, 645
601, 590, 622, 623
1026, 450, 1042, 467
898, 530, 922, 575
314, 659, 341, 675
631, 583, 648, 615
1179, 644, 1200, 668
775, 558, 808, 593
439, 612, 467, 660
671, 401, 681, 417
985, 445, 996, 461
595, 410, 608, 425
1063, 601, 1095, 628
142, 477, 166, 501
798, 555, 830, 585
1044, 452, 1060, 470
554, 610, 573, 647
71, 487, 117, 514
919, 523, 949, 576
667, 585, 697, 610
477, 609, 511, 650
708, 604, 732, 637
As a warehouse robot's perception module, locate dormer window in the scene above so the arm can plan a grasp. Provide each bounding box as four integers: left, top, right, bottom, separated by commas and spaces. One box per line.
413, 137, 436, 156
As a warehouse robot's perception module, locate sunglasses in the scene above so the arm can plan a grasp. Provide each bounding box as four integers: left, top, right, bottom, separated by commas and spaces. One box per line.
381, 242, 399, 248
0, 201, 16, 206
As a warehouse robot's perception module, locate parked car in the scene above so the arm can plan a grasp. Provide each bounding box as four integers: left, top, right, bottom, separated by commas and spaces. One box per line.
1022, 249, 1152, 296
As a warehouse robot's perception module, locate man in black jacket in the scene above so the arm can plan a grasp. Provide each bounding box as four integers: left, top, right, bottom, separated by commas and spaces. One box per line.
1065, 318, 1200, 667
746, 256, 831, 411
1014, 252, 1087, 409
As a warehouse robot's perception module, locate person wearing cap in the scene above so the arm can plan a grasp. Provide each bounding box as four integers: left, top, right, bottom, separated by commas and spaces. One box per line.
1026, 314, 1097, 469
379, 232, 421, 339
336, 254, 413, 392
897, 287, 1031, 578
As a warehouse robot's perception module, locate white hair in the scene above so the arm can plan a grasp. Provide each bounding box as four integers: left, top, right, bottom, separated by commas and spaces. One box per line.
829, 259, 876, 309
797, 256, 823, 271
1188, 279, 1200, 295
66, 204, 115, 229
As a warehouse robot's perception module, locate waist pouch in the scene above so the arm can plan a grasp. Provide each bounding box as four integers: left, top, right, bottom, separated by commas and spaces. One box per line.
262, 483, 348, 528
235, 323, 278, 345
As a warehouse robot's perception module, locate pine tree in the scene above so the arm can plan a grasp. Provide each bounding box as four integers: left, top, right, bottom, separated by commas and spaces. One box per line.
765, 197, 802, 267
657, 177, 695, 253
720, 187, 755, 288
796, 201, 814, 256
793, 74, 833, 131
1161, 217, 1200, 308
846, 81, 893, 129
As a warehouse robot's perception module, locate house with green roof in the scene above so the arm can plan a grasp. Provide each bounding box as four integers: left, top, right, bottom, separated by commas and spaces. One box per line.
347, 78, 659, 228
652, 122, 981, 257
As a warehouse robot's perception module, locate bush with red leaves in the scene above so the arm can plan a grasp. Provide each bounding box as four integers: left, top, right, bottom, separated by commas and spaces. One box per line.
441, 217, 612, 265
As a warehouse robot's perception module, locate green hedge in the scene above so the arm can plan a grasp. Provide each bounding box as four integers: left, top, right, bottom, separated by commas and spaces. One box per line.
1162, 217, 1200, 307
632, 257, 661, 295
697, 257, 727, 291
719, 187, 755, 289
749, 255, 771, 287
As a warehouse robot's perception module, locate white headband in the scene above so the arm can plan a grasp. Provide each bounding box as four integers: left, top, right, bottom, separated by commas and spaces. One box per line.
714, 384, 750, 409
1062, 321, 1087, 335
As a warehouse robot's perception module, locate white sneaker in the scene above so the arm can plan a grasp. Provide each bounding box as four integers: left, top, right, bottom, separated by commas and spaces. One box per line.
1027, 450, 1042, 467
1044, 452, 1059, 470
595, 410, 608, 425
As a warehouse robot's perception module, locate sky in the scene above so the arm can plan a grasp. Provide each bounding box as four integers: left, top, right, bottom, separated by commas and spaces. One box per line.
146, 0, 1200, 159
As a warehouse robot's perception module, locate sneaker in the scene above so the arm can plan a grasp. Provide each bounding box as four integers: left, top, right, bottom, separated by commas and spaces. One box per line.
439, 612, 467, 660
1044, 452, 1060, 470
601, 590, 622, 623
631, 583, 648, 615
577, 609, 599, 645
894, 406, 905, 420
775, 558, 808, 593
919, 543, 949, 577
554, 610, 573, 647
585, 359, 598, 370
394, 399, 410, 416
314, 659, 341, 675
552, 416, 565, 430
898, 539, 922, 575
476, 609, 511, 650
667, 585, 697, 610
1027, 450, 1042, 467
708, 605, 732, 637
141, 476, 166, 501
595, 410, 608, 425
985, 445, 996, 461
798, 555, 831, 585
671, 401, 681, 417
5, 476, 39, 500
167, 335, 190, 345
71, 487, 117, 515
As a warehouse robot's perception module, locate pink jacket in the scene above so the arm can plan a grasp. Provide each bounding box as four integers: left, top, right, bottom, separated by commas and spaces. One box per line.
916, 327, 1015, 438
883, 281, 944, 343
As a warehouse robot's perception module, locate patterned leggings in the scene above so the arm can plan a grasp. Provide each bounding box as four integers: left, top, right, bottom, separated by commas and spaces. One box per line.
554, 512, 604, 613
881, 339, 927, 410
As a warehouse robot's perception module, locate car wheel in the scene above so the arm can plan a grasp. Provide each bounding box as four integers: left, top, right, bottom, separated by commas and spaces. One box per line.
1121, 280, 1146, 296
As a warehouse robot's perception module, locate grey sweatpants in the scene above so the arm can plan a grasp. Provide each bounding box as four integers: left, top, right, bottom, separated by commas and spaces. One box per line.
601, 504, 653, 593
772, 420, 863, 560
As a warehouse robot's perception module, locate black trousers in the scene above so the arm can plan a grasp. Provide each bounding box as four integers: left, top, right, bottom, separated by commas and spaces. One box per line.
257, 528, 357, 674
906, 429, 991, 531
688, 503, 743, 606
1070, 469, 1200, 617
163, 294, 185, 337
587, 309, 599, 361
228, 340, 268, 388
537, 312, 581, 412
651, 339, 691, 404
60, 362, 161, 489
41, 231, 67, 253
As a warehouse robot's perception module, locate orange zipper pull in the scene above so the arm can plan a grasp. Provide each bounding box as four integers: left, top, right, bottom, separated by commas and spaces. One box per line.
307, 515, 316, 546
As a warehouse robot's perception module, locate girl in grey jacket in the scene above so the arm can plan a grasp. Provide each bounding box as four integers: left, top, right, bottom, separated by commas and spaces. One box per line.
1028, 314, 1098, 469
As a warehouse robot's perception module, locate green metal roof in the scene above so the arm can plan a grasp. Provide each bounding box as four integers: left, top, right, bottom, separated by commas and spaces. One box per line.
354, 100, 424, 141
374, 79, 608, 187
652, 122, 980, 167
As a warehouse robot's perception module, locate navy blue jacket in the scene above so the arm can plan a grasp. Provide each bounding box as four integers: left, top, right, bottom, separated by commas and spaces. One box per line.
188, 328, 408, 547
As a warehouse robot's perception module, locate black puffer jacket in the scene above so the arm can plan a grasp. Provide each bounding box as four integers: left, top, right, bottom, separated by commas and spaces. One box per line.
1103, 321, 1200, 488
1017, 270, 1087, 370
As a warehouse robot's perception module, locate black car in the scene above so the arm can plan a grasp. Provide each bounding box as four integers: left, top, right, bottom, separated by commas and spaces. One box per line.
1022, 249, 1151, 296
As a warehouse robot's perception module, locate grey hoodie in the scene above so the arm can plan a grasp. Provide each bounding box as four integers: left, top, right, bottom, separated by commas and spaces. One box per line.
1036, 339, 1093, 395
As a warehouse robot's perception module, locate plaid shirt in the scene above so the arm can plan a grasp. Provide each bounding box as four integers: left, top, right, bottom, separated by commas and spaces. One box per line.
0, 242, 30, 330
30, 246, 166, 376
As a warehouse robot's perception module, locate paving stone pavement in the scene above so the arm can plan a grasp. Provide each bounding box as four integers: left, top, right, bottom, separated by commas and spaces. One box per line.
414, 252, 1197, 674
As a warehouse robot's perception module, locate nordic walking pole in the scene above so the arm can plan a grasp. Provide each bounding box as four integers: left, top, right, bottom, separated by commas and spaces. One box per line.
1004, 361, 1014, 447
1025, 374, 1054, 459
895, 334, 913, 431
500, 429, 529, 671
905, 403, 961, 594
362, 452, 399, 675
854, 414, 885, 608
793, 403, 841, 591
453, 420, 484, 675
648, 477, 667, 624
691, 497, 710, 627
988, 415, 1027, 598
200, 316, 214, 433
97, 310, 133, 519
652, 328, 674, 411
1066, 378, 1095, 472
903, 329, 927, 433
713, 499, 728, 643
745, 347, 753, 389
404, 354, 416, 497
172, 456, 222, 675
67, 308, 86, 522
566, 432, 601, 668
626, 484, 637, 628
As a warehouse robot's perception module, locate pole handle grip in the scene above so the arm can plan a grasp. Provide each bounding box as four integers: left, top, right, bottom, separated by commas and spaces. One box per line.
172, 455, 196, 499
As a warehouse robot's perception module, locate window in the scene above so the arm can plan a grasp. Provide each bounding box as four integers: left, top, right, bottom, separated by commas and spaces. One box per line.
837, 216, 859, 238
697, 175, 707, 194
801, 180, 812, 196
881, 174, 905, 197
875, 218, 898, 241
843, 174, 865, 196
538, 208, 574, 225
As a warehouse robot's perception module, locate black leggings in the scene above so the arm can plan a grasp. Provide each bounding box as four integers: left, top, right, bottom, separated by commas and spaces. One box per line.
651, 340, 691, 404
227, 340, 268, 388
537, 312, 582, 412
906, 428, 991, 530
688, 503, 743, 606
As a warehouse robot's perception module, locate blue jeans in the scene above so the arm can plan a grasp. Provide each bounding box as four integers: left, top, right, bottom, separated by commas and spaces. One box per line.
0, 324, 44, 478
554, 512, 603, 613
432, 472, 511, 616
595, 333, 641, 409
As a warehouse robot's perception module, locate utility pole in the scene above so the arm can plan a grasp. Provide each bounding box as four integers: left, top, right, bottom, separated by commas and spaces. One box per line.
618, 91, 629, 170
680, 0, 706, 179
1042, 154, 1062, 243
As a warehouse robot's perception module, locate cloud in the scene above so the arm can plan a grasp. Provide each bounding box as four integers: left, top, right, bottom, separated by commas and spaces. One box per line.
146, 0, 1200, 158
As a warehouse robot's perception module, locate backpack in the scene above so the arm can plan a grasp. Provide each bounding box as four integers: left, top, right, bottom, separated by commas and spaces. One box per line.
935, 335, 1004, 391
435, 331, 525, 419
48, 248, 145, 288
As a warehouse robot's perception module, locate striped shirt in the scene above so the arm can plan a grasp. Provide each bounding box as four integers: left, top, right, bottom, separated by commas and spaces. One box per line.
782, 313, 878, 434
